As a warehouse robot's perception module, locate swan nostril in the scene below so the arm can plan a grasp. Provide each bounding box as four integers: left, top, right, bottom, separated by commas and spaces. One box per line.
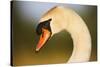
36, 18, 52, 35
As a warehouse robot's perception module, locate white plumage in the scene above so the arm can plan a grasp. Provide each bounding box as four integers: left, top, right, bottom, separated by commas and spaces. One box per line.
39, 6, 91, 63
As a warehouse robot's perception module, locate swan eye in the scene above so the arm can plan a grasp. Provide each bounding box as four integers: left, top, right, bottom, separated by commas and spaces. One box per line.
36, 18, 52, 35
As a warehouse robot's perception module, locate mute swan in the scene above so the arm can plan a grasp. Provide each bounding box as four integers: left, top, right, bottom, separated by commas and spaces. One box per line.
35, 6, 91, 63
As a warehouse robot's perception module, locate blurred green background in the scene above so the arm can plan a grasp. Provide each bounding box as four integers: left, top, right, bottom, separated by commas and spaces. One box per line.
11, 1, 97, 66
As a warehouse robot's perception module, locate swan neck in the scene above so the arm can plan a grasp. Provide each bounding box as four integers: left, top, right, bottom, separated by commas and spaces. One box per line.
66, 21, 91, 63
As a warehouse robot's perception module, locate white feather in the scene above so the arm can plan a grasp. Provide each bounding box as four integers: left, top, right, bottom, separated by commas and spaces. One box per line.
40, 6, 91, 63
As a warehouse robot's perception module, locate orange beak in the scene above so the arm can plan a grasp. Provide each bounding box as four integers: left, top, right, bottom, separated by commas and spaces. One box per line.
36, 28, 51, 51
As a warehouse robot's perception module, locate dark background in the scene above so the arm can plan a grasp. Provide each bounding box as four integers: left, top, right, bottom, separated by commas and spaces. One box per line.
11, 1, 97, 66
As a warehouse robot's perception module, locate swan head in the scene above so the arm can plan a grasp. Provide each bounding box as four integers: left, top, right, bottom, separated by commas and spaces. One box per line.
35, 6, 68, 51
36, 18, 52, 51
